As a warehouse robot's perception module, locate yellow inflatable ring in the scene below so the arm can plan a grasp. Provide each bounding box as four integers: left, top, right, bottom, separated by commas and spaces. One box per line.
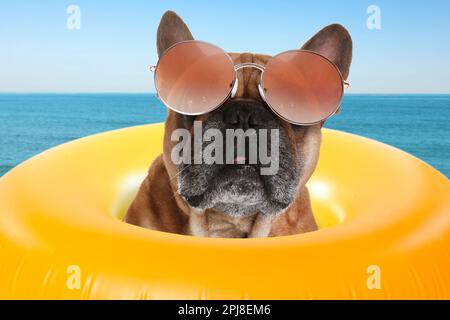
0, 123, 449, 299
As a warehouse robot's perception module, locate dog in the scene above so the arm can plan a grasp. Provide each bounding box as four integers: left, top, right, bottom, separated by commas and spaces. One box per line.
124, 11, 352, 238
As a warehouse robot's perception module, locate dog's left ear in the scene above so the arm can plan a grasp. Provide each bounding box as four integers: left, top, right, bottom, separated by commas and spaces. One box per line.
301, 24, 352, 79
157, 11, 194, 57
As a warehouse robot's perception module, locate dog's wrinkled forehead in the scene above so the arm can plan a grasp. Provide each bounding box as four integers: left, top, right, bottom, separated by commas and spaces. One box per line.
228, 53, 270, 101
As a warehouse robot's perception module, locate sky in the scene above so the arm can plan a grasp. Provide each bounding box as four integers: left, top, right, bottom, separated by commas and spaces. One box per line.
1, 0, 450, 93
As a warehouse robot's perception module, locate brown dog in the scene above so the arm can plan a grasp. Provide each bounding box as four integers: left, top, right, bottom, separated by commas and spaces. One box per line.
124, 11, 352, 238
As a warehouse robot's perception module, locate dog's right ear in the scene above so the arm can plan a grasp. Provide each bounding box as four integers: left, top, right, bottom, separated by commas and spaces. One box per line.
157, 11, 194, 57
301, 24, 352, 80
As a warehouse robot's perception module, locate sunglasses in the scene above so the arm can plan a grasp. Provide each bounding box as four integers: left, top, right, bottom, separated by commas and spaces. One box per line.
151, 40, 349, 125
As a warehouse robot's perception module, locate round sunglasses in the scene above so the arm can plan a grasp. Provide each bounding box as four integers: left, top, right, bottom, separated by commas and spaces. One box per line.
151, 40, 349, 125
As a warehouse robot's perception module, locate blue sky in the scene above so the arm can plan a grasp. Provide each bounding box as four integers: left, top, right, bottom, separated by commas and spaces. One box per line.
1, 0, 450, 93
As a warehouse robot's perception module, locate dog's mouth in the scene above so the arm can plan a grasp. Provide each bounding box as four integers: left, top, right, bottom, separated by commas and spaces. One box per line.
233, 155, 249, 164
175, 99, 301, 216
178, 139, 298, 217
183, 164, 259, 207
182, 162, 266, 214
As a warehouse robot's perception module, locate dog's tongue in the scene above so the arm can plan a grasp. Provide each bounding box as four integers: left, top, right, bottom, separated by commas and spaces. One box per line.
234, 156, 247, 164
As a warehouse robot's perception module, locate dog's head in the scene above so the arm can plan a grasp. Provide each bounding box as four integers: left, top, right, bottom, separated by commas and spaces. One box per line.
157, 11, 352, 217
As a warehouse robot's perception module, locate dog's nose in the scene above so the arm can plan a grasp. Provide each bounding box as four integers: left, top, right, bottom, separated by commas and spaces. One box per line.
222, 100, 265, 129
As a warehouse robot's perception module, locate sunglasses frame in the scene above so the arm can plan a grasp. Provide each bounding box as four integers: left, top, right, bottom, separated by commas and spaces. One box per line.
151, 40, 350, 125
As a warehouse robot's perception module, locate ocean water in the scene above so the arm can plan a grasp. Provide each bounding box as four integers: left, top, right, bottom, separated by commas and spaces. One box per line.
0, 94, 449, 178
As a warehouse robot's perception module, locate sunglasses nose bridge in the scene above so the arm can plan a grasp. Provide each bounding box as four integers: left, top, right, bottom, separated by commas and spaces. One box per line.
230, 63, 266, 99
233, 62, 265, 72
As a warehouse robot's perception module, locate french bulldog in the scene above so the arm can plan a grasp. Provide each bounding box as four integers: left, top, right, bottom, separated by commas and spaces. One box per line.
124, 11, 352, 238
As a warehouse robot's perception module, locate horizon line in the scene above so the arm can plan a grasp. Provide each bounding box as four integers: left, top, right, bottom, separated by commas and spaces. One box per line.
1, 92, 450, 95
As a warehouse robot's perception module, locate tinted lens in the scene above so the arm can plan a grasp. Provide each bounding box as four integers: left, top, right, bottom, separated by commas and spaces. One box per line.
155, 41, 235, 115
263, 51, 343, 124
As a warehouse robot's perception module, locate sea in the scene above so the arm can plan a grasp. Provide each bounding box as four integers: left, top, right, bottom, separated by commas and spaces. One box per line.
0, 94, 449, 178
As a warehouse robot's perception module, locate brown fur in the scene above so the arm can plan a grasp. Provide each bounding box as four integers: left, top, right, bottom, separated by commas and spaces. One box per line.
124, 11, 352, 238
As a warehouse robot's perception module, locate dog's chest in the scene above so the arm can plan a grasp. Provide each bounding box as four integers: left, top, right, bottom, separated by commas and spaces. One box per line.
189, 211, 257, 238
